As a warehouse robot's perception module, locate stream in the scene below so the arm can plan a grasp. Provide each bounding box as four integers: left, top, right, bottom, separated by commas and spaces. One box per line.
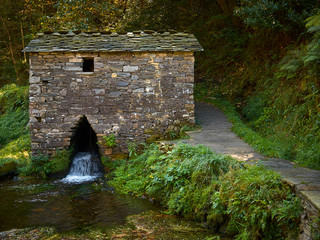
0, 178, 157, 232
0, 178, 232, 239
0, 151, 230, 239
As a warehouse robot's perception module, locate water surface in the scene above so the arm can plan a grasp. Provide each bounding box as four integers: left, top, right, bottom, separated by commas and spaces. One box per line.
0, 178, 156, 232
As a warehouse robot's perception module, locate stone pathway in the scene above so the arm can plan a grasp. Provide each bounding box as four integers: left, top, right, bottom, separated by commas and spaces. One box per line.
179, 102, 320, 238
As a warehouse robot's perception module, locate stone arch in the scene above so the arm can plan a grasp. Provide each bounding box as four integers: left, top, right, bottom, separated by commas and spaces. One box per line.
70, 115, 100, 157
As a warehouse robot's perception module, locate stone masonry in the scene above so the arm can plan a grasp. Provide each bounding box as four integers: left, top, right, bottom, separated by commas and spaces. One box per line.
25, 30, 203, 155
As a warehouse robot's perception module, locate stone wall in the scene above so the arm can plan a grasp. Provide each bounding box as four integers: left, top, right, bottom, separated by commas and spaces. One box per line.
29, 51, 195, 155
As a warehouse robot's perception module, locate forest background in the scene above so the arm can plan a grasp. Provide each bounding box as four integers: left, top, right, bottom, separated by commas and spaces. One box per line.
0, 0, 320, 170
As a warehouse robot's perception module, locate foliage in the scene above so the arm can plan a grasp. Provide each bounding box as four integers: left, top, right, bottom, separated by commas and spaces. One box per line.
127, 140, 138, 158
311, 216, 320, 239
19, 149, 71, 178
234, 0, 318, 33
110, 143, 302, 239
193, 13, 320, 170
50, 149, 72, 173
102, 133, 116, 148
19, 154, 50, 178
195, 87, 281, 158
220, 165, 301, 239
0, 109, 29, 147
0, 134, 30, 167
25, 0, 126, 31
0, 84, 30, 167
0, 84, 29, 113
196, 83, 320, 170
124, 0, 220, 32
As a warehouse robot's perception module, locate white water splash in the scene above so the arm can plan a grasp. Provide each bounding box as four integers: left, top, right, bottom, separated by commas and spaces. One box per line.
61, 152, 102, 184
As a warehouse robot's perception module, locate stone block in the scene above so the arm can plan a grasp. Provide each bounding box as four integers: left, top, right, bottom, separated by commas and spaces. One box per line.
116, 72, 131, 78
30, 77, 40, 84
108, 91, 122, 98
93, 89, 105, 95
117, 81, 129, 87
29, 84, 41, 94
133, 88, 144, 93
123, 65, 138, 72
69, 58, 82, 63
62, 66, 82, 71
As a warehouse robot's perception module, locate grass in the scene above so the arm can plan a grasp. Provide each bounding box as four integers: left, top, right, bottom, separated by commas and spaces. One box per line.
0, 84, 30, 168
110, 143, 302, 239
194, 82, 320, 170
0, 134, 30, 167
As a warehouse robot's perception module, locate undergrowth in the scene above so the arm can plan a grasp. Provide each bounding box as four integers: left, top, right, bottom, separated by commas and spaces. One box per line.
0, 84, 30, 167
194, 13, 320, 170
195, 78, 320, 170
110, 143, 302, 239
19, 149, 71, 178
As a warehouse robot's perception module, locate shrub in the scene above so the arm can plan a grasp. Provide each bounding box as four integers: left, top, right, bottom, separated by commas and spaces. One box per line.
102, 133, 116, 148
110, 143, 301, 238
234, 0, 318, 33
19, 149, 71, 178
220, 165, 301, 239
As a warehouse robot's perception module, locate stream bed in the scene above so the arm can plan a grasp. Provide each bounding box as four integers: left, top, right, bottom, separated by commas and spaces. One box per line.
0, 178, 230, 239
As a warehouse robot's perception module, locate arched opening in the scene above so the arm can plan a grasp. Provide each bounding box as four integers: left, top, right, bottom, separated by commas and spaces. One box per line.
64, 116, 103, 182
70, 115, 99, 155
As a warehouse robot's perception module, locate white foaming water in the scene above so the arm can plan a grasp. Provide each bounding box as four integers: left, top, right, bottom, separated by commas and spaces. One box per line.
61, 152, 102, 184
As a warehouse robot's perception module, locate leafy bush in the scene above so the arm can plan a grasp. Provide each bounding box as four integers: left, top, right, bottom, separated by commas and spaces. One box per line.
50, 150, 72, 174
19, 150, 71, 178
110, 143, 301, 239
220, 165, 301, 239
102, 133, 116, 148
235, 0, 318, 33
127, 140, 138, 158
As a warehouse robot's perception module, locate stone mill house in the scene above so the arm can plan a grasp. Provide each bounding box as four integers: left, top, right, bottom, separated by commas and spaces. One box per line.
23, 30, 203, 156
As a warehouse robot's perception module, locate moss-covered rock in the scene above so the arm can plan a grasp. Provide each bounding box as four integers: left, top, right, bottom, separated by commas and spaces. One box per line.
0, 161, 16, 178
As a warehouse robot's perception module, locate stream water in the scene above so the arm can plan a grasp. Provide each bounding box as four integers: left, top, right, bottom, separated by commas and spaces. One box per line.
62, 152, 102, 183
0, 153, 229, 239
0, 178, 157, 232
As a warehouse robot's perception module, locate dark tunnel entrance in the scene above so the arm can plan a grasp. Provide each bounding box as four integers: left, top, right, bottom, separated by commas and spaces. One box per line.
69, 115, 103, 175
71, 116, 100, 155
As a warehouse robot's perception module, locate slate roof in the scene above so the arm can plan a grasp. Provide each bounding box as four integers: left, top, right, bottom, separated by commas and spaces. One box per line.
23, 30, 203, 53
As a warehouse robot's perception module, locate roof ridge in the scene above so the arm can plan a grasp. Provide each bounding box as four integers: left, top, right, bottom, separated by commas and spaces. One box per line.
36, 30, 192, 37
24, 30, 204, 53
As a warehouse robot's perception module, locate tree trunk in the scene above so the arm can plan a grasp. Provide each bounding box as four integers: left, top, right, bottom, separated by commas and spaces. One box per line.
216, 0, 239, 25
20, 23, 26, 61
0, 16, 18, 77
216, 0, 236, 16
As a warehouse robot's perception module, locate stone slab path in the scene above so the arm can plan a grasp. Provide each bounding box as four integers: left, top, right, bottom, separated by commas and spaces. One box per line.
179, 102, 320, 225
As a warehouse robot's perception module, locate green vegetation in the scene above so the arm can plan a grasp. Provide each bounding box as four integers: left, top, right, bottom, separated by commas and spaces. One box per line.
19, 149, 71, 178
0, 84, 30, 167
110, 143, 301, 239
102, 133, 117, 148
2, 0, 319, 170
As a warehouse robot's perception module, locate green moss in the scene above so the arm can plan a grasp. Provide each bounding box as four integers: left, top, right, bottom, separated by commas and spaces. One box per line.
0, 161, 16, 177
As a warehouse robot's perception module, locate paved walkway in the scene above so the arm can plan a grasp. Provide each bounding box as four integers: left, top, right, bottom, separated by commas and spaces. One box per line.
180, 102, 320, 212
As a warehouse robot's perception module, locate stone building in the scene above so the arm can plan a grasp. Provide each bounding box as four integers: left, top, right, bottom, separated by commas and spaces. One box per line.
24, 30, 203, 156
